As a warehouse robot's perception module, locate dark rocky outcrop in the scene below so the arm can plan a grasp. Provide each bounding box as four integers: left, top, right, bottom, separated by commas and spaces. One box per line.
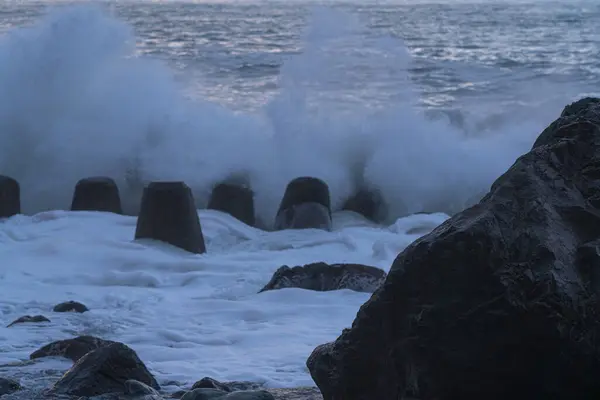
0, 175, 20, 219
342, 189, 386, 222
52, 301, 89, 313
30, 335, 115, 362
0, 377, 21, 396
70, 177, 123, 214
259, 262, 386, 293
208, 183, 255, 227
532, 97, 600, 149
274, 177, 332, 231
6, 315, 50, 327
307, 98, 600, 399
51, 342, 159, 397
135, 181, 206, 254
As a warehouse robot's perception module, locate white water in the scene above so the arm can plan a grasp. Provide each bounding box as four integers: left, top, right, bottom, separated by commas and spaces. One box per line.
0, 209, 449, 390
0, 4, 556, 226
0, 2, 582, 391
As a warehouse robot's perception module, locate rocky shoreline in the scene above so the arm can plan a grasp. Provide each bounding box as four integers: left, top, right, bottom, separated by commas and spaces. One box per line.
0, 349, 324, 400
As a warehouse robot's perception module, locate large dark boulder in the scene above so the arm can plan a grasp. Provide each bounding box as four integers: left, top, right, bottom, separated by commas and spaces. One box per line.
70, 176, 123, 214
51, 342, 159, 396
274, 177, 332, 231
30, 335, 115, 362
0, 175, 20, 219
259, 262, 386, 293
135, 181, 206, 254
208, 183, 255, 226
306, 98, 600, 399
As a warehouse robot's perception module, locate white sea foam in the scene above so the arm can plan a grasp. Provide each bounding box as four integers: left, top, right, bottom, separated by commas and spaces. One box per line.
0, 209, 448, 389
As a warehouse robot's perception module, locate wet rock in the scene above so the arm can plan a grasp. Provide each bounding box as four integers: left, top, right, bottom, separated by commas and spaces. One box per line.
52, 342, 159, 397
307, 97, 600, 399
192, 377, 232, 392
0, 175, 20, 219
71, 177, 123, 214
52, 301, 89, 313
0, 377, 21, 396
259, 262, 386, 293
135, 181, 206, 254
6, 315, 50, 327
30, 335, 116, 362
274, 177, 332, 231
125, 379, 161, 396
208, 183, 255, 227
181, 388, 227, 399
182, 388, 274, 400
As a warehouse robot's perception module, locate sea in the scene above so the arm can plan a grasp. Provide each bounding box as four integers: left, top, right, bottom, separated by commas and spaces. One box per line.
0, 0, 598, 394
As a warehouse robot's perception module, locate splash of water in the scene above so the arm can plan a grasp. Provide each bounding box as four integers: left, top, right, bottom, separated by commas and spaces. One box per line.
0, 4, 571, 226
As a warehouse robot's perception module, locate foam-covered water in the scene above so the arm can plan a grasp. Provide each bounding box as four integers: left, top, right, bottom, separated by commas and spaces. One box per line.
0, 209, 449, 390
0, 0, 598, 391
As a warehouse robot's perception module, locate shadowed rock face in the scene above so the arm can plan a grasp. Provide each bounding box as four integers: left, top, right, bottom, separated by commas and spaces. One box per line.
259, 263, 386, 293
208, 183, 255, 227
275, 177, 332, 231
51, 342, 159, 397
307, 98, 600, 400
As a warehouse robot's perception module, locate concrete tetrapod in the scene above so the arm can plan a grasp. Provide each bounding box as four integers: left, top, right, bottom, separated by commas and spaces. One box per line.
0, 175, 20, 219
70, 177, 123, 214
274, 177, 332, 231
208, 182, 255, 226
135, 181, 206, 254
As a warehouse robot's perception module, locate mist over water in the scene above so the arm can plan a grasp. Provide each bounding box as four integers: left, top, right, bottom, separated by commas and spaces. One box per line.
0, 4, 582, 226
